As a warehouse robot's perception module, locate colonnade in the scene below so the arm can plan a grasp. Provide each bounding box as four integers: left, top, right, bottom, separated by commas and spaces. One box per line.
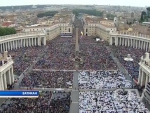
110, 36, 150, 51
0, 66, 14, 90
138, 68, 150, 87
0, 36, 46, 52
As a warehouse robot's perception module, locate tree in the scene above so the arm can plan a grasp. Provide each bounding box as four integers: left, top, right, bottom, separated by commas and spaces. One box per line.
0, 27, 16, 36
106, 14, 116, 19
140, 11, 147, 22
73, 9, 103, 17
146, 7, 150, 11
37, 11, 58, 18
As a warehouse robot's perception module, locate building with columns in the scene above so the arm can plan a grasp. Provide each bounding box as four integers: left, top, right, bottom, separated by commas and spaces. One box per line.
142, 82, 150, 104
83, 15, 150, 49
109, 31, 150, 51
0, 51, 14, 90
0, 31, 46, 53
138, 52, 150, 87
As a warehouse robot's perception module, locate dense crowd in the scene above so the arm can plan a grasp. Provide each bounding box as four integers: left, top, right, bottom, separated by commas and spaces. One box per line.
111, 46, 146, 81
34, 37, 117, 70
35, 42, 75, 70
50, 92, 70, 113
79, 71, 132, 89
0, 91, 70, 113
1, 18, 150, 113
79, 90, 149, 113
21, 71, 73, 88
9, 46, 45, 76
79, 44, 117, 70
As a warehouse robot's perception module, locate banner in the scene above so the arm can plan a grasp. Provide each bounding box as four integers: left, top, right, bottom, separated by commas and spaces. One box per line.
0, 91, 39, 98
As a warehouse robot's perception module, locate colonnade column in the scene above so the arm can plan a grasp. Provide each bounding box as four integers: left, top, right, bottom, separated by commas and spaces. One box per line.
7, 42, 10, 50
0, 44, 2, 52
20, 39, 23, 47
34, 38, 37, 46
26, 39, 28, 47
141, 41, 143, 49
23, 39, 25, 47
143, 41, 146, 50
138, 68, 142, 85
31, 38, 33, 46
0, 74, 4, 90
115, 37, 118, 46
3, 73, 7, 90
146, 42, 148, 52
5, 43, 8, 51
43, 37, 46, 45
11, 67, 14, 84
140, 71, 146, 86
133, 39, 135, 48
128, 39, 130, 47
119, 37, 122, 46
124, 38, 127, 46
149, 43, 150, 52
140, 71, 144, 86
109, 37, 112, 45
8, 70, 12, 85
145, 75, 149, 87
28, 38, 31, 46
10, 41, 12, 50
136, 40, 138, 48
38, 37, 41, 46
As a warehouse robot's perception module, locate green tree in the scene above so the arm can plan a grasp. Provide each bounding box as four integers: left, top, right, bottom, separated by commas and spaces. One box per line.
106, 14, 116, 19
73, 9, 103, 17
140, 11, 147, 22
37, 11, 58, 18
0, 27, 16, 36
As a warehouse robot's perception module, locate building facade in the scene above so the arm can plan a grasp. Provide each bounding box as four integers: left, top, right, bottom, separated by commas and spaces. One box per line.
109, 31, 150, 51
0, 51, 14, 90
0, 32, 46, 53
83, 15, 116, 41
138, 52, 150, 87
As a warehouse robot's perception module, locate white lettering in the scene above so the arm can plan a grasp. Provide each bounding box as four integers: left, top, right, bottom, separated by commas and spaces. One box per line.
22, 92, 38, 95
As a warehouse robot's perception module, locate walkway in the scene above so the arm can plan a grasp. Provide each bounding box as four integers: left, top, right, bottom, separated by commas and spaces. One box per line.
32, 69, 117, 72
106, 46, 134, 84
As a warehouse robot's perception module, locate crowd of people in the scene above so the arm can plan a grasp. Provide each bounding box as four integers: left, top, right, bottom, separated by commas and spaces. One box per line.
79, 90, 149, 113
0, 27, 150, 112
0, 91, 70, 113
111, 46, 146, 81
34, 37, 117, 70
20, 71, 73, 88
79, 71, 132, 89
9, 46, 45, 76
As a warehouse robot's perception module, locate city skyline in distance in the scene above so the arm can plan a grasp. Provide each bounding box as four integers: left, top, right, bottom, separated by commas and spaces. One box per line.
0, 0, 150, 7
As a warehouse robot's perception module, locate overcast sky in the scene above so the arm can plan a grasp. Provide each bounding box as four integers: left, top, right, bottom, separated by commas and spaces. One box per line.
0, 0, 149, 7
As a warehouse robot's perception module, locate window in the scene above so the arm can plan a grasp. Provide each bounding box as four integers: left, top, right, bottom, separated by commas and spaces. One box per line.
86, 29, 88, 32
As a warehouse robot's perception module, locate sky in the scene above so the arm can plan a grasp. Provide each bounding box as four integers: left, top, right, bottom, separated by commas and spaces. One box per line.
0, 0, 149, 7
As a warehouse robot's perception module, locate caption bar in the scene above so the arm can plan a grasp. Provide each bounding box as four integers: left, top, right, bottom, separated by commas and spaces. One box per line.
0, 91, 39, 98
